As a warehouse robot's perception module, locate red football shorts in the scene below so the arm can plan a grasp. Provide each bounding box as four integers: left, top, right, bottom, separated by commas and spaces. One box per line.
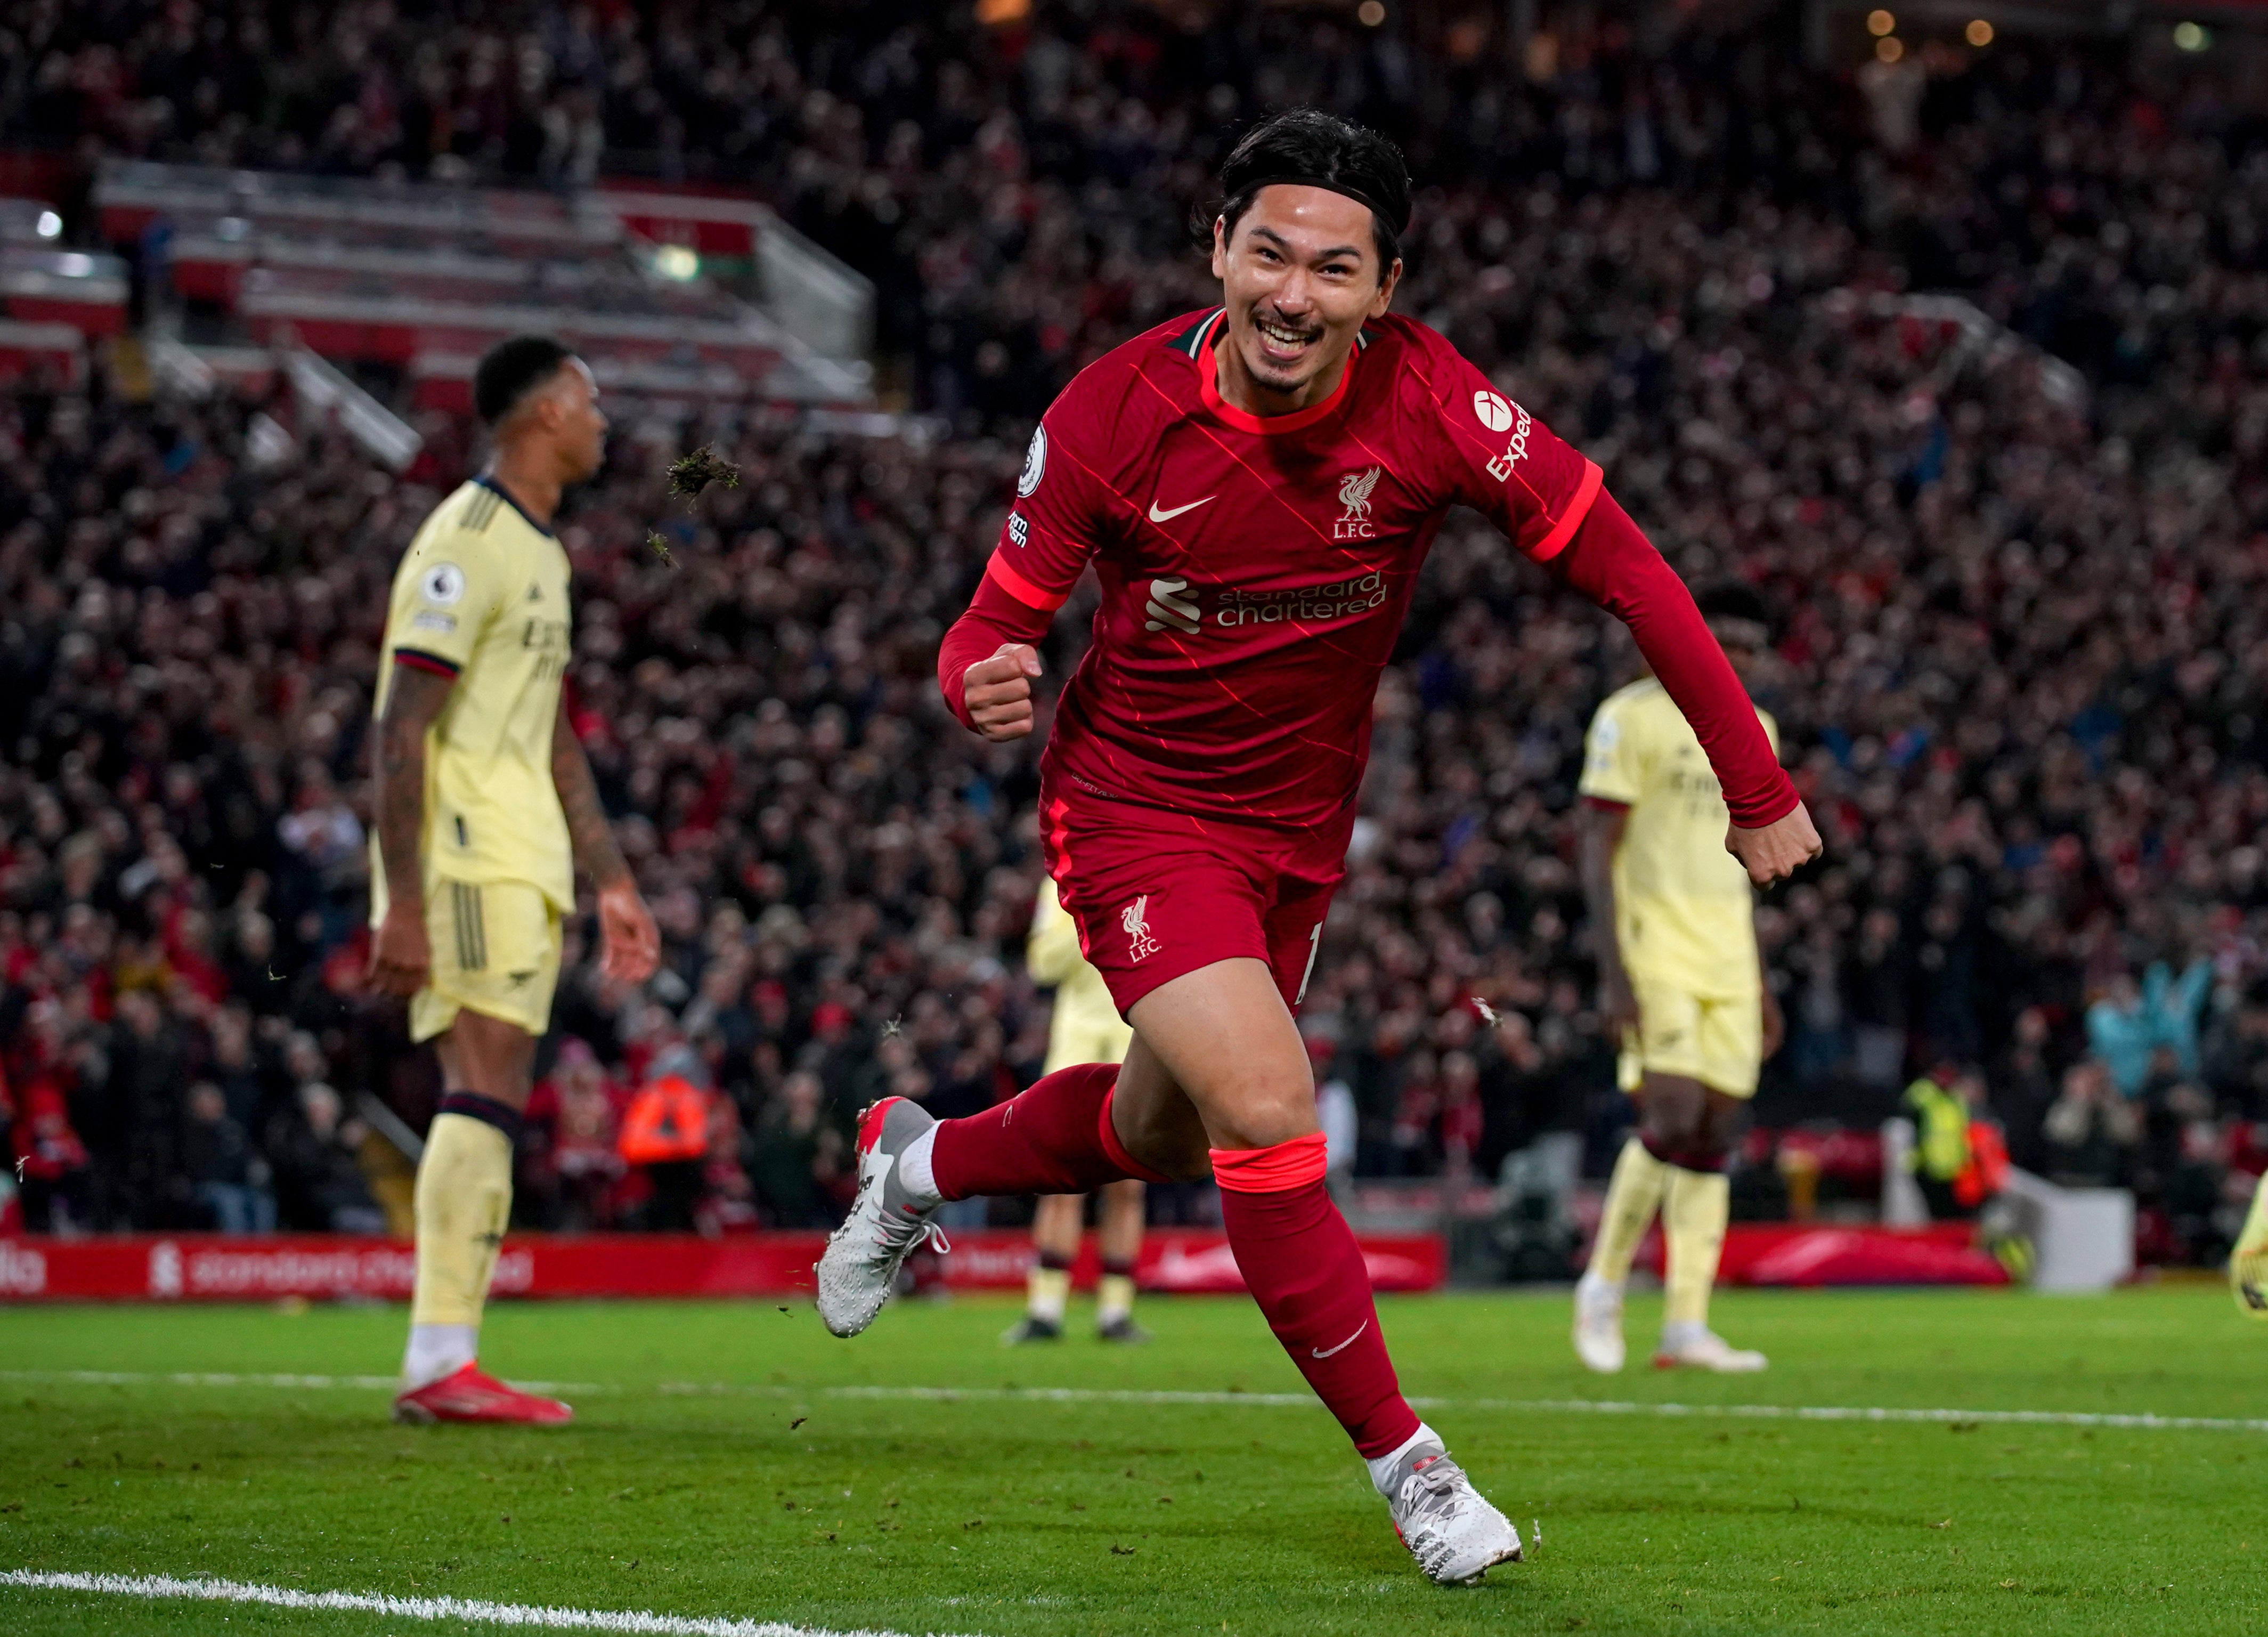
1039, 789, 1349, 1017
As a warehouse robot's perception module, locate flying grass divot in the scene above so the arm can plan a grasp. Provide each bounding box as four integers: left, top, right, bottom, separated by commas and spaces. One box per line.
666, 446, 741, 504
645, 445, 742, 569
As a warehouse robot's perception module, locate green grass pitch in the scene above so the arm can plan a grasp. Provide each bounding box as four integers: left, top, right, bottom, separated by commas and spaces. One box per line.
2, 1285, 2263, 1635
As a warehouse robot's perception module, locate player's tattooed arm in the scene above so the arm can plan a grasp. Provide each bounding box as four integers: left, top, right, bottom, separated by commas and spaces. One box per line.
367, 660, 456, 997
550, 701, 630, 890
552, 699, 660, 985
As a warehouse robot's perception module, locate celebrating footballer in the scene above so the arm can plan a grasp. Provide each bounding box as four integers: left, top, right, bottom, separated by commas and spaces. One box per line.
817, 109, 1820, 1584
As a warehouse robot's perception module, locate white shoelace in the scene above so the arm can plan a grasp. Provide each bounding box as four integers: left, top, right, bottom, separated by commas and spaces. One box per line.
874, 1213, 950, 1259
1398, 1454, 1467, 1523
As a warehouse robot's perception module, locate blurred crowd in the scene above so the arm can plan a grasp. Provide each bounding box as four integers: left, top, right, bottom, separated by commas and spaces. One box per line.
4, 5, 2268, 1266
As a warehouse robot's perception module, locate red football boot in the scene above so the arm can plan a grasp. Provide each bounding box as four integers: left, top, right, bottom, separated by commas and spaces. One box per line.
392, 1363, 573, 1426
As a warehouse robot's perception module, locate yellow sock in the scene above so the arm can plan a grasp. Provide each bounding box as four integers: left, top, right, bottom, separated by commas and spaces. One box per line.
1662, 1166, 1730, 1331
1096, 1272, 1136, 1324
1587, 1137, 1668, 1284
410, 1112, 514, 1330
1027, 1265, 1071, 1325
2232, 1171, 2268, 1319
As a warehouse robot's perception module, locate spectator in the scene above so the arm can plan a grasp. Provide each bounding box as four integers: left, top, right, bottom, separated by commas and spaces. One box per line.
530, 1038, 626, 1230
2088, 961, 2214, 1098
697, 1093, 760, 1237
8, 1070, 91, 1233
266, 1083, 385, 1234
748, 1069, 842, 1229
617, 1047, 713, 1233
180, 1080, 274, 1235
2041, 1063, 2141, 1190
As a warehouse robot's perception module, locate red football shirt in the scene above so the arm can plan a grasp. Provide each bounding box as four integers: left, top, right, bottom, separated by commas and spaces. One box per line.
982, 307, 1604, 831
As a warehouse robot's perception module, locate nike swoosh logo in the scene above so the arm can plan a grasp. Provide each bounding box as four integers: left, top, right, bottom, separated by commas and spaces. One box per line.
1312, 1321, 1368, 1359
1147, 495, 1215, 524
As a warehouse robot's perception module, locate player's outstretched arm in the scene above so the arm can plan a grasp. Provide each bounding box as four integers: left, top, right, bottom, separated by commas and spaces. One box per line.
368, 660, 456, 998
550, 700, 659, 985
1551, 492, 1820, 885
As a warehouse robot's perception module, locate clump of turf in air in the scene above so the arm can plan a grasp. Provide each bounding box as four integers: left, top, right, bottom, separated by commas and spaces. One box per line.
666, 445, 741, 504
645, 532, 677, 569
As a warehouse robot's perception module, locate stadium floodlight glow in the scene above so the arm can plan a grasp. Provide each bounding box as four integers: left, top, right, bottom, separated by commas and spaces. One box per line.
2174, 21, 2209, 50
1875, 35, 1905, 62
974, 0, 1031, 23
1966, 19, 1994, 46
1867, 9, 1896, 36
653, 244, 700, 281
35, 209, 60, 238
1357, 1, 1386, 24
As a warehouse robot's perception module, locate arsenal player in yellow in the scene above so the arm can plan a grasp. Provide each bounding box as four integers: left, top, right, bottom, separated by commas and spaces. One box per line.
1003, 877, 1147, 1344
1573, 582, 1784, 1374
368, 335, 659, 1424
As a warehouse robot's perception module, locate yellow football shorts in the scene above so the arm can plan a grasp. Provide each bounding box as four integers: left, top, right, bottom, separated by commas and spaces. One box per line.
410, 878, 564, 1043
1043, 1015, 1134, 1077
1616, 976, 1762, 1099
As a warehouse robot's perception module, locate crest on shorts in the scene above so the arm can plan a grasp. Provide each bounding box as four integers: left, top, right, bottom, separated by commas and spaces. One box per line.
1121, 894, 1159, 963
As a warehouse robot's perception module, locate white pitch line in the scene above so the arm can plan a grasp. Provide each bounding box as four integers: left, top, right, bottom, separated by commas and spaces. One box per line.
0, 1569, 978, 1637
0, 1369, 596, 1393
7, 1368, 2262, 1435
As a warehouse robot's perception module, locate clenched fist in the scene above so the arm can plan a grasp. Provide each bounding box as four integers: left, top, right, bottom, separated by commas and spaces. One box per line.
963, 643, 1043, 741
1726, 801, 1824, 886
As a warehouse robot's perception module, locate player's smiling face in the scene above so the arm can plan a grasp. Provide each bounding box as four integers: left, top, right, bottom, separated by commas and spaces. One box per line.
1212, 184, 1401, 411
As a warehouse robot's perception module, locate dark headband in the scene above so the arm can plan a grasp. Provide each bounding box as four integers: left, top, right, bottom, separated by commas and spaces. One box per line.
1229, 172, 1410, 237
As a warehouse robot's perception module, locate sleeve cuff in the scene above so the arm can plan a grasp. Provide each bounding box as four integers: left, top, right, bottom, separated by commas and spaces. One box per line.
1728, 772, 1801, 830
393, 648, 461, 678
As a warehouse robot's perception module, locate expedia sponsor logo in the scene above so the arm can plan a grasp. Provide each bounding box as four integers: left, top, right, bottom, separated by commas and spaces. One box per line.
1483, 401, 1535, 483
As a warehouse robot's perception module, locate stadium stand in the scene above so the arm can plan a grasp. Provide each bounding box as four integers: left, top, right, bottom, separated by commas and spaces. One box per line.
1, 6, 2265, 1273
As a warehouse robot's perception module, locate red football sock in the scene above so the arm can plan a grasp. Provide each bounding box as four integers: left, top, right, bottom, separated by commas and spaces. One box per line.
928, 1063, 1170, 1201
1215, 1134, 1420, 1459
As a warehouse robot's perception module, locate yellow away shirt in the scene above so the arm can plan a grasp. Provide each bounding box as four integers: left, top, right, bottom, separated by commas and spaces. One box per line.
371, 477, 575, 915
1028, 877, 1133, 1070
1578, 677, 1778, 999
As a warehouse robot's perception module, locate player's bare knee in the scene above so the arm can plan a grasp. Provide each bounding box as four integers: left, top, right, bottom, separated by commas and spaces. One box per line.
1638, 1079, 1706, 1155
1198, 1075, 1319, 1154
1114, 1096, 1211, 1181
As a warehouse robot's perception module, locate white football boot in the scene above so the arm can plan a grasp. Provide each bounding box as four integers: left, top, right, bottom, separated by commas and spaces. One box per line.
1653, 1321, 1767, 1372
1571, 1271, 1627, 1373
1377, 1432, 1523, 1585
815, 1097, 949, 1338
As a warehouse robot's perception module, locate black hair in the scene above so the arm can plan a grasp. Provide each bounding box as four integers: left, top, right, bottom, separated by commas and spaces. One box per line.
1695, 581, 1777, 637
474, 335, 574, 427
1200, 109, 1410, 281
